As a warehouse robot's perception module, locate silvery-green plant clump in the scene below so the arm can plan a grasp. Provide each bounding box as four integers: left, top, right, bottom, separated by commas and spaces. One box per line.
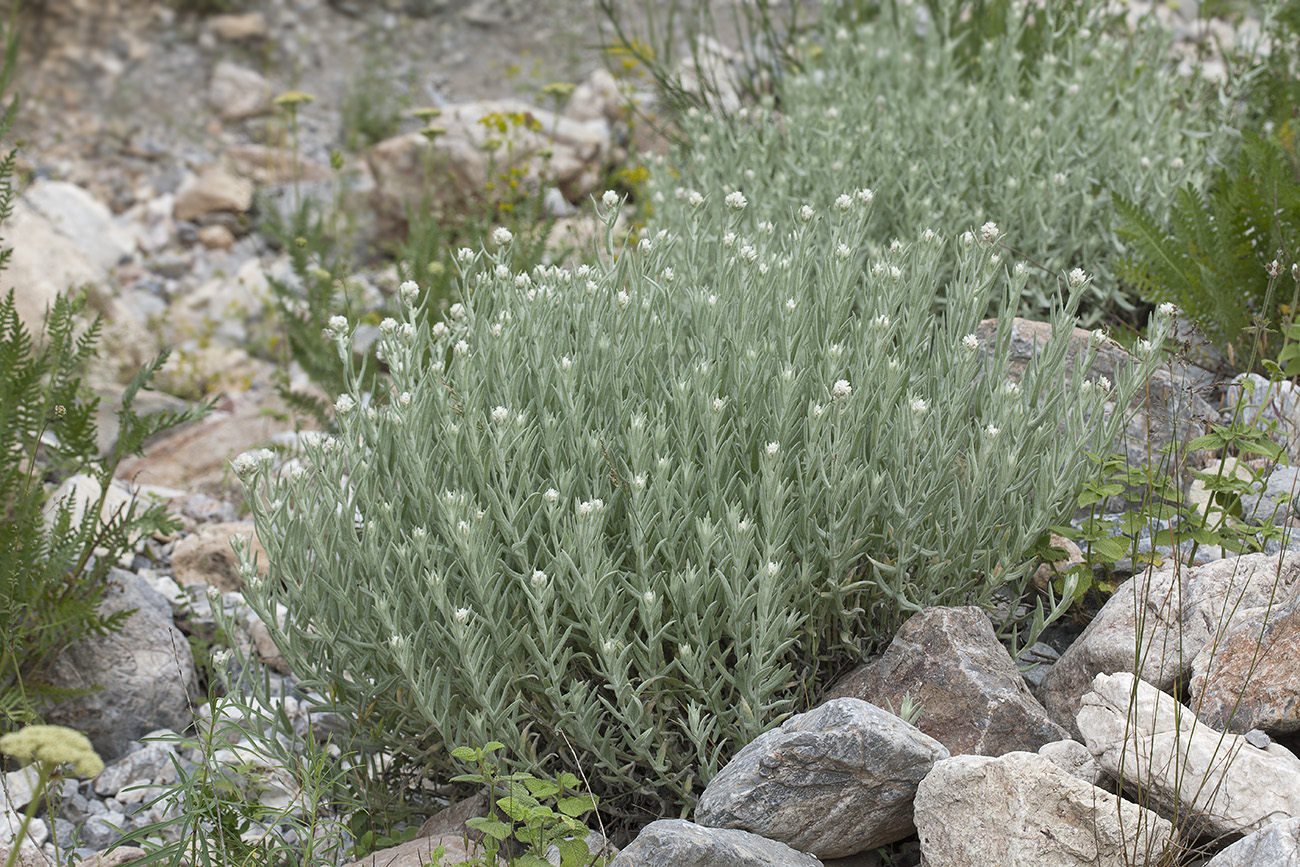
235, 195, 1171, 817
668, 4, 1232, 326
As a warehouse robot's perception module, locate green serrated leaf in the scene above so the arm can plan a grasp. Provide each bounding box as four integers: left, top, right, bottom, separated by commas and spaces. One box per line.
466, 817, 513, 841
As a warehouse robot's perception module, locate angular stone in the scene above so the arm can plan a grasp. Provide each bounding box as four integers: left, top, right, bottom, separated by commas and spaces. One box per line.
1204, 816, 1300, 867
1037, 738, 1102, 786
38, 570, 200, 763
174, 166, 254, 221
114, 390, 302, 494
94, 741, 179, 798
609, 819, 821, 867
822, 606, 1069, 756
1039, 552, 1300, 737
24, 180, 134, 271
1078, 672, 1300, 838
914, 751, 1174, 867
76, 846, 150, 867
4, 198, 107, 332
416, 792, 488, 839
208, 60, 273, 121
42, 473, 141, 542
170, 521, 266, 592
1190, 598, 1300, 734
694, 698, 949, 858
339, 832, 499, 866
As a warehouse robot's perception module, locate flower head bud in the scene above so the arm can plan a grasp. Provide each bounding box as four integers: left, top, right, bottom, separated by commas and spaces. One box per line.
0, 726, 104, 778
725, 191, 748, 211
492, 226, 513, 245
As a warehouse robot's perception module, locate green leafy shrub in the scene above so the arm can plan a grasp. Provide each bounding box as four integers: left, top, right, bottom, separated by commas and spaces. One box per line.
0, 289, 211, 733
235, 186, 1170, 818
633, 1, 1234, 327
1115, 124, 1300, 372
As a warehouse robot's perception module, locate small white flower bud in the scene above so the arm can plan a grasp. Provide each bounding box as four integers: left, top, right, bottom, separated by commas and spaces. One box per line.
725, 191, 748, 211
492, 226, 513, 245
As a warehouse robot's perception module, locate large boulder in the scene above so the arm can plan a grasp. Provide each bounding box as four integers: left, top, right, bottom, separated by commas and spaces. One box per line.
822, 606, 1069, 756
609, 820, 821, 867
1204, 816, 1300, 867
1077, 672, 1300, 839
914, 751, 1174, 867
694, 698, 948, 858
38, 569, 200, 763
1038, 552, 1300, 737
1190, 596, 1300, 734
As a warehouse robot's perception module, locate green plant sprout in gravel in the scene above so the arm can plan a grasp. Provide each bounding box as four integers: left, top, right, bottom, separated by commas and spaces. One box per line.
0, 725, 103, 867
427, 741, 609, 867
233, 179, 1173, 821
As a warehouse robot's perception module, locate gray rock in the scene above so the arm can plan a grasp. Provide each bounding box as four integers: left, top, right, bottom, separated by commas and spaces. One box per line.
1078, 672, 1300, 838
94, 741, 178, 797
609, 819, 822, 867
24, 180, 135, 271
1189, 597, 1300, 734
208, 60, 273, 121
1036, 739, 1102, 786
1018, 641, 1060, 691
1204, 816, 1300, 867
78, 811, 127, 849
38, 570, 200, 763
694, 698, 949, 858
1038, 552, 1300, 737
914, 751, 1174, 867
821, 607, 1069, 757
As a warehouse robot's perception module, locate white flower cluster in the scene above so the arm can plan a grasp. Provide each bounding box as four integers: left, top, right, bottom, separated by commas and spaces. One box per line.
577, 498, 605, 515
231, 448, 275, 477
